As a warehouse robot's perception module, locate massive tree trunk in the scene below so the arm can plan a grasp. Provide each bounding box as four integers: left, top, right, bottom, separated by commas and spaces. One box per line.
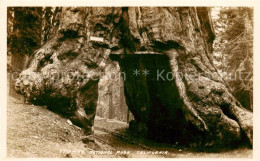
14, 7, 252, 147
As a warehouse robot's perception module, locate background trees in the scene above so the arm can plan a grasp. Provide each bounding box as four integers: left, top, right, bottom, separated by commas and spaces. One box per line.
8, 7, 42, 97
7, 7, 58, 71
8, 7, 43, 71
212, 7, 253, 111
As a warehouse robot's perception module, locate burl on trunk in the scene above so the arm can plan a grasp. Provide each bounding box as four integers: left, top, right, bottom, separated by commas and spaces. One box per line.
14, 7, 252, 147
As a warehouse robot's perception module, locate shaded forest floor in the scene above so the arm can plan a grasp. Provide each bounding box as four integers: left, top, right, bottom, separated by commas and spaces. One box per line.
7, 95, 253, 158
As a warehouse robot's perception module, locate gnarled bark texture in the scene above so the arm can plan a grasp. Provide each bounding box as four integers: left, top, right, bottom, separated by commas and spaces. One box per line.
15, 7, 252, 147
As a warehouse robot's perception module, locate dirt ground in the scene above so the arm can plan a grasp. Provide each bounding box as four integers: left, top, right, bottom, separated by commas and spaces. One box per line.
7, 95, 253, 158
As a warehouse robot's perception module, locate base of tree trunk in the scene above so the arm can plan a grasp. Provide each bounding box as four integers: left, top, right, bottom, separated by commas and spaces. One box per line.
111, 53, 252, 148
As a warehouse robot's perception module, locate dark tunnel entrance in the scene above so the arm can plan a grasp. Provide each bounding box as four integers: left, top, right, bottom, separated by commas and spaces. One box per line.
110, 53, 188, 143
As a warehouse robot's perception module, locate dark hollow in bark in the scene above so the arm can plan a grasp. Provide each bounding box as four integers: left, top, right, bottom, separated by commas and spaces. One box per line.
111, 54, 187, 143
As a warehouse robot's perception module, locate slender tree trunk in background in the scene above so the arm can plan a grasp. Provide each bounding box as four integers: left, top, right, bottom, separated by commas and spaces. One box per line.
42, 7, 53, 44
119, 77, 128, 122
9, 54, 26, 98
108, 84, 113, 119
14, 7, 252, 147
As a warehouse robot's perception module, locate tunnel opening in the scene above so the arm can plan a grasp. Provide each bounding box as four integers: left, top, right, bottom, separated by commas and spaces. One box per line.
110, 53, 188, 144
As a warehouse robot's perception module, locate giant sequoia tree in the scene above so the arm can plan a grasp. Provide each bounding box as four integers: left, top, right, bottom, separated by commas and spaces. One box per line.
14, 7, 252, 147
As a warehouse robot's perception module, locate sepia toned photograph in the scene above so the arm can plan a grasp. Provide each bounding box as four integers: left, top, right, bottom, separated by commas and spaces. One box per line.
3, 3, 256, 158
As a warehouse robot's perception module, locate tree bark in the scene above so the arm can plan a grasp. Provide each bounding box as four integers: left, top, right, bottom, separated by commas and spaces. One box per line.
122, 7, 252, 147
14, 7, 252, 147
